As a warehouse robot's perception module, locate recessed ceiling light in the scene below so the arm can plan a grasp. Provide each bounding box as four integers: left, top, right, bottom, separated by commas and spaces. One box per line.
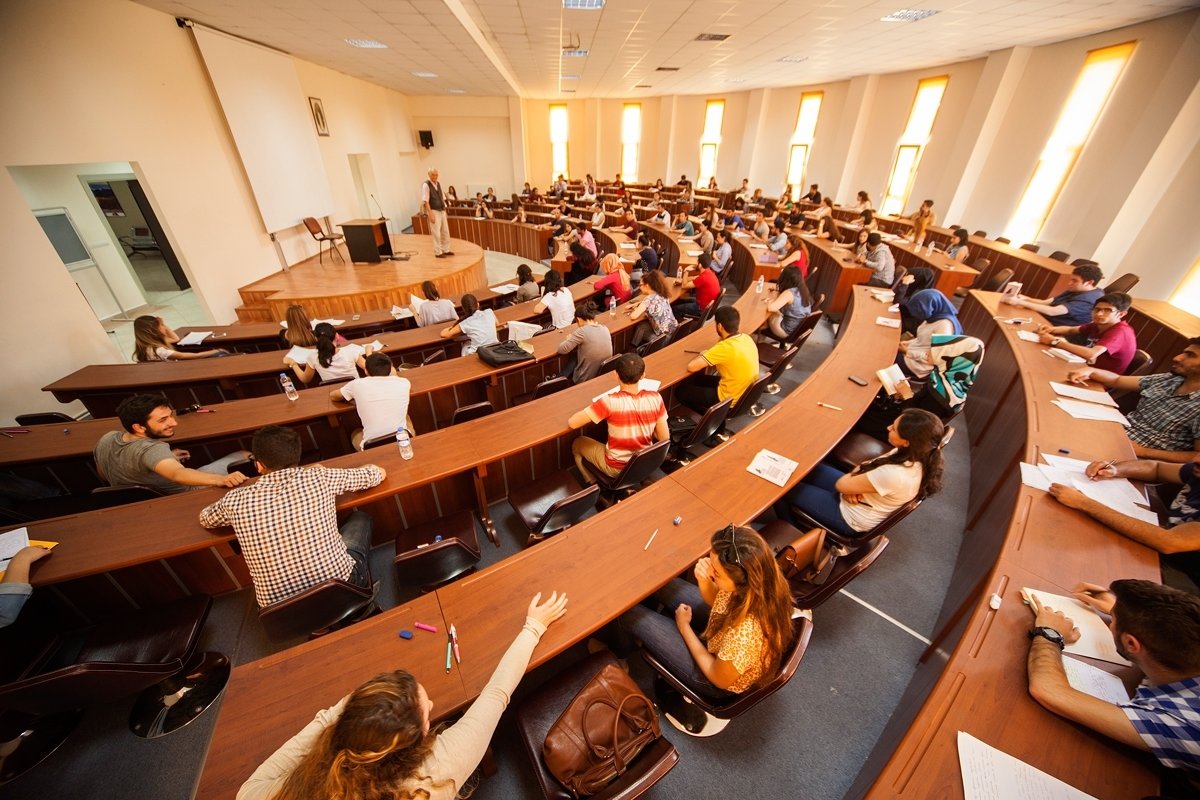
880, 9, 940, 22
695, 33, 730, 42
411, 71, 438, 78
345, 38, 388, 49
563, 0, 604, 8
448, 89, 466, 94
561, 73, 580, 80
656, 67, 680, 72
778, 55, 809, 63
562, 48, 589, 57
635, 84, 652, 88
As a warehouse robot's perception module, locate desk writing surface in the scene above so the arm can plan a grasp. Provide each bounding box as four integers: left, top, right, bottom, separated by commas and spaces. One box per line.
196, 593, 462, 800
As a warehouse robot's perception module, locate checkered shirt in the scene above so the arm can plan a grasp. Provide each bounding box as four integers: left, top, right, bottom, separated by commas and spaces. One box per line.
1121, 676, 1200, 775
198, 465, 383, 607
1127, 374, 1200, 452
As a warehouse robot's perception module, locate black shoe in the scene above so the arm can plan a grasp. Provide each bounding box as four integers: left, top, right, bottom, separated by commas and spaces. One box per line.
435, 253, 447, 258
445, 251, 455, 256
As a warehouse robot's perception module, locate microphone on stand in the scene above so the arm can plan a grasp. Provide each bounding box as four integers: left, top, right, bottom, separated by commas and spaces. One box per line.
371, 193, 386, 221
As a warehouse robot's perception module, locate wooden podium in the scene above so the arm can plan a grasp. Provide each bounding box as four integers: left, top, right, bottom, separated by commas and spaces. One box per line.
339, 218, 393, 263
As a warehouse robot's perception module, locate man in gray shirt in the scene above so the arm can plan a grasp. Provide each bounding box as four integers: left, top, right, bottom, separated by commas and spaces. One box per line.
93, 394, 249, 494
558, 302, 613, 384
859, 232, 896, 287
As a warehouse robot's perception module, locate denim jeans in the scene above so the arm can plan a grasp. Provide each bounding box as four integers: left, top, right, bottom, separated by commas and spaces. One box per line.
339, 509, 374, 588
772, 463, 858, 538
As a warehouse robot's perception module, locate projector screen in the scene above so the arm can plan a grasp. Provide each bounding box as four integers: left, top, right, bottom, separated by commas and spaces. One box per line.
192, 26, 334, 234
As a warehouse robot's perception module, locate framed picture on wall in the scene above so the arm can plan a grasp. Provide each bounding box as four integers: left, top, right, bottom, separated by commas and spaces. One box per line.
309, 97, 329, 137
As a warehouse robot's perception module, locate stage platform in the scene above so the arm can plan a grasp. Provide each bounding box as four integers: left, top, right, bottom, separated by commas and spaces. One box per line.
235, 234, 485, 322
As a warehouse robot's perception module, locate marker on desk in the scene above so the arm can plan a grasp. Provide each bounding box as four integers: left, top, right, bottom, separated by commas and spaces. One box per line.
414, 622, 438, 633
451, 624, 461, 664
445, 637, 453, 673
0, 431, 11, 439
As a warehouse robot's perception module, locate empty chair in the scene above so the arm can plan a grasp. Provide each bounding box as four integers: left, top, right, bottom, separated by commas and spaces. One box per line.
513, 651, 679, 799
981, 267, 1013, 293
508, 472, 601, 544
448, 400, 495, 426
971, 230, 987, 238
889, 265, 908, 292
1114, 350, 1154, 412
668, 316, 700, 344
639, 614, 813, 735
761, 332, 812, 395
1048, 250, 1071, 262
14, 412, 74, 426
514, 375, 571, 406
759, 519, 891, 610
393, 510, 482, 590
303, 217, 345, 264
954, 257, 992, 299
995, 236, 1011, 244
664, 398, 733, 471
90, 484, 164, 508
1124, 349, 1153, 378
753, 343, 802, 409
635, 332, 669, 358
699, 288, 728, 323
595, 353, 623, 377
0, 594, 228, 781
400, 348, 447, 369
259, 578, 378, 642
1019, 243, 1040, 253
1104, 273, 1139, 295
591, 439, 671, 505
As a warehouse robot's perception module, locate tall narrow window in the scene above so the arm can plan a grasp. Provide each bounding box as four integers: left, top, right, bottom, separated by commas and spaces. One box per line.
621, 104, 642, 182
880, 76, 948, 216
698, 99, 725, 185
785, 92, 823, 201
549, 104, 570, 181
1003, 42, 1135, 245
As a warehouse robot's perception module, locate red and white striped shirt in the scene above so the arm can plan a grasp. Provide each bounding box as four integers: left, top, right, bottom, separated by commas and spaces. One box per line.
586, 390, 667, 470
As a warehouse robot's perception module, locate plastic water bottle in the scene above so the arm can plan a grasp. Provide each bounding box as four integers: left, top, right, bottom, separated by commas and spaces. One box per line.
608, 296, 617, 317
756, 275, 765, 294
279, 373, 299, 401
396, 426, 414, 460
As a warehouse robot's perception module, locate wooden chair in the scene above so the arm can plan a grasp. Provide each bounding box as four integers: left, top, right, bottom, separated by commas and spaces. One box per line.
303, 217, 345, 264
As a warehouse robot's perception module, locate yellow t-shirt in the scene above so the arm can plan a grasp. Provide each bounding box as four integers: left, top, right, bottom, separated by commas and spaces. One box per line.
703, 333, 759, 402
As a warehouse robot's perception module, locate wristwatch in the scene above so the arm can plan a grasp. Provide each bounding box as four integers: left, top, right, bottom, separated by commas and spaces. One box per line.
1028, 626, 1066, 650
1051, 336, 1064, 347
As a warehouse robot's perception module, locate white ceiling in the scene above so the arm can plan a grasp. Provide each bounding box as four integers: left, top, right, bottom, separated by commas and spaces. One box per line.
135, 0, 1194, 98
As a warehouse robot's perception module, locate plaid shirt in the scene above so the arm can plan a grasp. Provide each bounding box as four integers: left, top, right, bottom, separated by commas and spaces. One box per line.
199, 465, 383, 607
1127, 374, 1200, 452
1122, 676, 1200, 776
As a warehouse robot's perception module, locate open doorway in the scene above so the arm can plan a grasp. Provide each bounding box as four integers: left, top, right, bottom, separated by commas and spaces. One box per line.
87, 177, 189, 292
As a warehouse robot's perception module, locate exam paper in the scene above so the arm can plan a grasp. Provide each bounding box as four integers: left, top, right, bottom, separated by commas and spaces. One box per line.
875, 316, 900, 328
1044, 347, 1086, 364
1061, 657, 1130, 705
1038, 454, 1147, 508
1049, 382, 1118, 407
748, 243, 767, 249
686, 249, 704, 257
1016, 330, 1041, 343
1051, 398, 1128, 424
1021, 588, 1130, 666
619, 242, 636, 249
491, 283, 519, 295
285, 346, 316, 364
177, 331, 212, 346
747, 450, 799, 487
391, 305, 414, 319
958, 732, 1096, 800
1020, 463, 1052, 491
0, 527, 30, 567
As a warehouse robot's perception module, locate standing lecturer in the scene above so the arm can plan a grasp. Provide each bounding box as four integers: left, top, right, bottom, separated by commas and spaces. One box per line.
421, 168, 454, 258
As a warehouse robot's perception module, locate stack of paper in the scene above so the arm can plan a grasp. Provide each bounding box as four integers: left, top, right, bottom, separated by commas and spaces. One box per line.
0, 528, 58, 580
1049, 382, 1117, 407
1020, 588, 1130, 665
491, 283, 519, 295
1018, 451, 1157, 524
507, 320, 542, 342
177, 331, 212, 346
1050, 397, 1127, 424
1016, 330, 1041, 342
1045, 347, 1086, 364
747, 450, 799, 487
958, 732, 1097, 800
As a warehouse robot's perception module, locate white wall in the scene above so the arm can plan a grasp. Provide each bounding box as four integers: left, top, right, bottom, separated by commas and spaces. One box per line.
408, 96, 516, 201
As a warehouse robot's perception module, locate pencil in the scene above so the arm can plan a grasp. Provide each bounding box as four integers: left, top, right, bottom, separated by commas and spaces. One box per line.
817, 402, 843, 411
643, 529, 658, 550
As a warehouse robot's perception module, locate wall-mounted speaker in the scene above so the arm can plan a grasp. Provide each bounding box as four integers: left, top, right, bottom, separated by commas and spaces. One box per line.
418, 130, 434, 149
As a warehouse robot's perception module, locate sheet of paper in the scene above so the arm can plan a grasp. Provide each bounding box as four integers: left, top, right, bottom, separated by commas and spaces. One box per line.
506, 320, 542, 342
177, 331, 212, 346
491, 283, 519, 295
391, 306, 414, 320
1039, 454, 1148, 507
958, 732, 1097, 800
341, 343, 366, 360
314, 318, 345, 327
1044, 347, 1086, 364
1049, 382, 1118, 407
747, 449, 799, 487
888, 303, 901, 313
875, 316, 900, 328
1037, 464, 1073, 486
0, 527, 31, 565
619, 242, 636, 249
369, 340, 385, 352
748, 243, 767, 249
1021, 588, 1130, 665
1020, 463, 1052, 491
1016, 330, 1041, 342
686, 249, 704, 256
1051, 398, 1128, 425
1061, 657, 1130, 705
590, 378, 663, 403
285, 345, 315, 364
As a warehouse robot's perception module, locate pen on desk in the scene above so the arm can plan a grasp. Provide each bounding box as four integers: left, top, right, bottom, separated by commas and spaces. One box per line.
0, 431, 11, 439
644, 529, 658, 551
817, 402, 843, 411
1092, 460, 1116, 481
445, 637, 453, 673
451, 624, 461, 664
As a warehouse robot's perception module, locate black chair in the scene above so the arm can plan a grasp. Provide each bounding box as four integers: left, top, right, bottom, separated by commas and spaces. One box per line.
449, 401, 495, 426
981, 267, 1013, 293
507, 472, 601, 544
393, 511, 482, 591
0, 594, 229, 781
1113, 350, 1154, 412
636, 332, 669, 357
668, 316, 700, 345
361, 432, 395, 450
596, 353, 623, 377
699, 288, 728, 324
1048, 250, 1070, 262
640, 614, 813, 736
225, 458, 259, 478
826, 426, 956, 473
760, 519, 891, 610
954, 258, 992, 299
400, 348, 447, 369
664, 398, 733, 470
1104, 273, 1139, 295
303, 217, 345, 264
514, 376, 571, 406
761, 330, 813, 395
258, 578, 378, 642
889, 264, 908, 292
591, 439, 671, 505
1019, 243, 1040, 253
752, 344, 802, 411
995, 236, 1011, 244
90, 484, 164, 508
14, 413, 74, 426
513, 651, 679, 799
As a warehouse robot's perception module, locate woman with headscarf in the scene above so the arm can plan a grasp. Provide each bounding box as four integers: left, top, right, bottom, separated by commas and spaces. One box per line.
895, 267, 937, 335
899, 289, 962, 380
594, 252, 632, 304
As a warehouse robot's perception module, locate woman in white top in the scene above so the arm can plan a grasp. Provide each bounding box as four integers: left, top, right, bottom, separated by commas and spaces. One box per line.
534, 269, 575, 329
945, 228, 970, 264
237, 592, 568, 800
132, 315, 228, 362
284, 323, 369, 384
416, 281, 458, 328
590, 206, 606, 230
854, 190, 873, 212
774, 409, 945, 536
441, 294, 498, 356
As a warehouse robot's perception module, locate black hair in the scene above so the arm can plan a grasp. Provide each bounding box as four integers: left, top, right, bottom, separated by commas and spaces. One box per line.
1097, 292, 1132, 314
715, 305, 740, 334
115, 393, 170, 434
575, 301, 597, 322
1073, 264, 1104, 285
517, 264, 534, 285
776, 265, 813, 306
364, 353, 393, 376
953, 228, 969, 247
252, 425, 302, 470
544, 270, 564, 294
314, 322, 337, 368
421, 280, 440, 300
858, 409, 945, 497
867, 232, 882, 246
1110, 579, 1200, 673
615, 353, 646, 384
461, 294, 479, 317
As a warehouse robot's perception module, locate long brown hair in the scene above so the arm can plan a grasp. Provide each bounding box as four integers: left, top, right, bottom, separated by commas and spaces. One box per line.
132, 315, 168, 362
284, 305, 318, 347
858, 408, 945, 497
271, 670, 448, 800
706, 526, 794, 690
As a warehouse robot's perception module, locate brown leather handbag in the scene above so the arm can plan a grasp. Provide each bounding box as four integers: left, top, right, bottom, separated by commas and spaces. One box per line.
776, 526, 833, 583
543, 664, 661, 797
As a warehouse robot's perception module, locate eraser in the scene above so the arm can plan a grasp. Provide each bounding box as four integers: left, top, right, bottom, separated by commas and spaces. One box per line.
988, 593, 1002, 610
414, 622, 438, 633
673, 516, 683, 526
398, 630, 413, 639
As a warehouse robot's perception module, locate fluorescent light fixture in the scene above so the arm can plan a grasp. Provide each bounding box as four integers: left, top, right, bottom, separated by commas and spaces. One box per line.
563, 0, 604, 8
562, 48, 589, 57
345, 38, 388, 49
778, 55, 808, 63
411, 71, 438, 78
448, 88, 466, 94
635, 84, 652, 88
695, 33, 730, 42
656, 66, 680, 72
561, 73, 580, 80
880, 9, 940, 22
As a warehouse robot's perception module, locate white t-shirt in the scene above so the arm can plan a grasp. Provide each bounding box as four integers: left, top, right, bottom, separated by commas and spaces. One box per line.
340, 375, 412, 446
308, 344, 362, 383
839, 459, 923, 532
459, 308, 499, 355
418, 299, 457, 328
542, 289, 575, 329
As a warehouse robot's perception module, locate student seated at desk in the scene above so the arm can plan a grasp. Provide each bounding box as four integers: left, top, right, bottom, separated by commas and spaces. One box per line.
710, 229, 733, 278
558, 301, 613, 385
858, 209, 878, 233
568, 352, 667, 484
676, 306, 757, 415
774, 409, 945, 538
895, 268, 937, 335
750, 212, 771, 242
857, 232, 896, 287
802, 184, 822, 204
510, 205, 529, 224
331, 353, 413, 450
1036, 292, 1137, 374
945, 227, 970, 264
589, 205, 606, 230
854, 190, 874, 213
762, 265, 813, 341
415, 281, 457, 329
673, 211, 695, 237
239, 592, 568, 800
779, 234, 810, 278
898, 290, 962, 380
446, 185, 459, 202
1024, 580, 1200, 795
0, 545, 52, 628
440, 294, 498, 356
1048, 457, 1200, 590
767, 217, 789, 255
132, 315, 228, 362
1001, 263, 1104, 326
513, 263, 541, 304
534, 269, 576, 329
566, 242, 597, 286
1067, 338, 1200, 463
94, 393, 249, 494
672, 263, 720, 320
284, 323, 370, 385
627, 269, 678, 347
595, 253, 632, 304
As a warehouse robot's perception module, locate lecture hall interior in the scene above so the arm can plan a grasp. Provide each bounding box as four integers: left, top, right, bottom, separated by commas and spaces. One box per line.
2, 0, 1200, 798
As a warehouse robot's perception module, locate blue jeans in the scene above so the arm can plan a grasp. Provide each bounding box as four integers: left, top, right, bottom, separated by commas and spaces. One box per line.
773, 463, 858, 538
339, 510, 374, 588
616, 579, 734, 701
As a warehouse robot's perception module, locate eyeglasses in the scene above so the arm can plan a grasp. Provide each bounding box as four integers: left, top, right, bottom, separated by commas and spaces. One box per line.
1092, 306, 1118, 314
721, 524, 741, 566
